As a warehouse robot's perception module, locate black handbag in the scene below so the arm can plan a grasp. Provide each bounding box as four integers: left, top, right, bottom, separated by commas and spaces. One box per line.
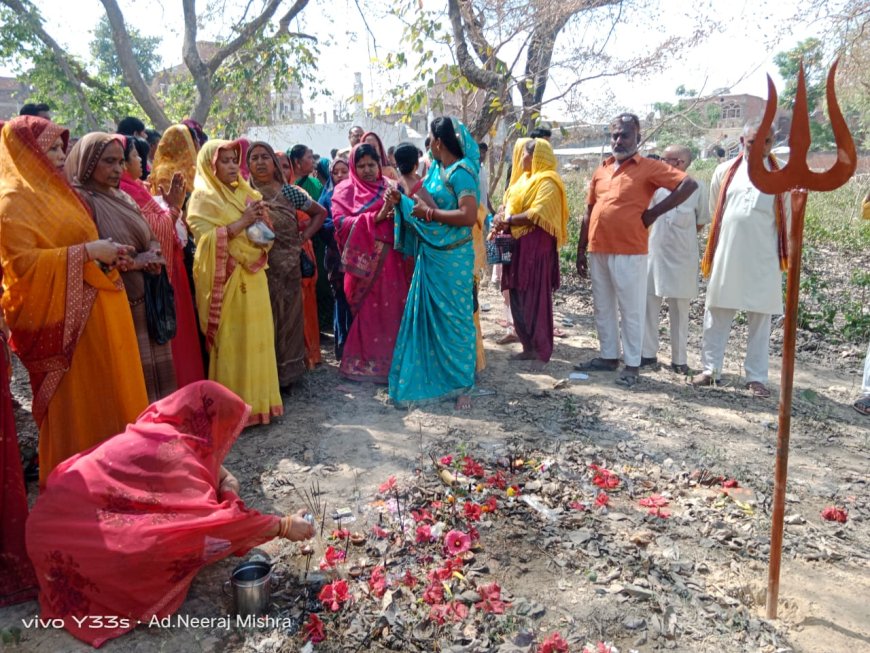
300, 250, 316, 278
143, 267, 177, 344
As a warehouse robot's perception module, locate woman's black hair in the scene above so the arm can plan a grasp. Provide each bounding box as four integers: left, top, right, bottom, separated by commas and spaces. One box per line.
430, 117, 463, 159
353, 143, 380, 166
145, 128, 161, 148
117, 116, 146, 136
288, 143, 309, 163
393, 142, 419, 175
123, 136, 151, 180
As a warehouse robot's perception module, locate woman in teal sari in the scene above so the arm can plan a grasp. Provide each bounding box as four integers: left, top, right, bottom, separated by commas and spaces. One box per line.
389, 117, 479, 409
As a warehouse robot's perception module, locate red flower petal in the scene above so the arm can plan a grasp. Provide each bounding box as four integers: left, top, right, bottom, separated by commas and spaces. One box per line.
638, 494, 669, 508
821, 506, 848, 523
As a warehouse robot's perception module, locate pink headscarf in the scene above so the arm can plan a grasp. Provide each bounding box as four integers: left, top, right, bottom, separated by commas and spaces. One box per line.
237, 138, 251, 180
329, 144, 393, 302
331, 142, 386, 217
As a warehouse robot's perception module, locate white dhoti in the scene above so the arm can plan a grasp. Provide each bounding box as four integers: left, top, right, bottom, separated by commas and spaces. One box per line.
589, 252, 647, 367
644, 297, 690, 364
862, 339, 870, 396
701, 307, 771, 383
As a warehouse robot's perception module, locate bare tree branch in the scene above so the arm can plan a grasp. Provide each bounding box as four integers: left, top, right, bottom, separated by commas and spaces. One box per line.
181, 0, 213, 123
99, 0, 171, 129
353, 0, 379, 55
0, 0, 103, 128
447, 0, 503, 88
278, 0, 313, 34
206, 0, 288, 75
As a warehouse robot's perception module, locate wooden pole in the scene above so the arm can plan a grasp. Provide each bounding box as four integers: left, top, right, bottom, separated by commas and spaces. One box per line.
766, 189, 807, 619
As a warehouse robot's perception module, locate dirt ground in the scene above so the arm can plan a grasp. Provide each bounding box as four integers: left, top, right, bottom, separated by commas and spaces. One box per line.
1, 275, 868, 653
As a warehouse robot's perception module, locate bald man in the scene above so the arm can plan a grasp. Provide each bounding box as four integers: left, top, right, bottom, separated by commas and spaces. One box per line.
641, 145, 710, 374
692, 122, 789, 397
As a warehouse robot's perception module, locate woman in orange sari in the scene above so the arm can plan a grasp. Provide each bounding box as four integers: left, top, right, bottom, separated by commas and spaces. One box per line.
0, 116, 148, 487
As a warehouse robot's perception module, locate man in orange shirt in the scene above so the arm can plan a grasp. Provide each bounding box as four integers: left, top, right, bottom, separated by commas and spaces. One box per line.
576, 113, 698, 385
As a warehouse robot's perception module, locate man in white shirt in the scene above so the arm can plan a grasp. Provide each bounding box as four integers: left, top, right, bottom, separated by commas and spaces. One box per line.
854, 189, 870, 415
642, 145, 710, 374
692, 122, 789, 397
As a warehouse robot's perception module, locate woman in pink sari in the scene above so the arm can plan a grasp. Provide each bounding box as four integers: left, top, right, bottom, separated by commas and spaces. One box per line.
26, 380, 314, 648
119, 136, 205, 387
331, 143, 410, 382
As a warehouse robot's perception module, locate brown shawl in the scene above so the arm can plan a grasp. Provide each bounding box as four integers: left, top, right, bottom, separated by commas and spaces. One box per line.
66, 133, 159, 302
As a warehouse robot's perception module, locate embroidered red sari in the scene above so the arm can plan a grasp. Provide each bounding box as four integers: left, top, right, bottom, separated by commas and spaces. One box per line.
0, 332, 37, 607
26, 381, 280, 647
120, 172, 205, 388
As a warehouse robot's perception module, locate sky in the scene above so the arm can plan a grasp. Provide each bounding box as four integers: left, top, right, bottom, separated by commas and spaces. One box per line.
2, 0, 823, 125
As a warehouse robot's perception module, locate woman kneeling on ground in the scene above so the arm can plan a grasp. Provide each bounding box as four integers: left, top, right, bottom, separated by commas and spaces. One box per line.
26, 381, 315, 648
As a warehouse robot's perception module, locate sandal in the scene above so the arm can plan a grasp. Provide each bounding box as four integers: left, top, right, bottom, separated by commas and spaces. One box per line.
690, 372, 716, 387
575, 357, 620, 372
745, 381, 771, 398
615, 373, 639, 387
852, 396, 870, 416
496, 333, 519, 345
553, 328, 568, 338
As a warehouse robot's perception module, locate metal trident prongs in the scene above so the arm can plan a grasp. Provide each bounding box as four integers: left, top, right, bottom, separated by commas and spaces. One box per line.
746, 59, 857, 620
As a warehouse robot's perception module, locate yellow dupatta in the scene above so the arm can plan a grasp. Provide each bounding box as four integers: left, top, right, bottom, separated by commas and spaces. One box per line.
187, 140, 267, 348
503, 138, 531, 214
1, 117, 147, 482
508, 139, 569, 247
150, 124, 198, 194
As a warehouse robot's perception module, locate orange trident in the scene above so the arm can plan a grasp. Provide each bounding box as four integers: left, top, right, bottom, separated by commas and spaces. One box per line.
747, 60, 857, 620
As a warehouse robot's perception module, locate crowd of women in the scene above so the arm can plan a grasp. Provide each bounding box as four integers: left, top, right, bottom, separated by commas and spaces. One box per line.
0, 111, 569, 636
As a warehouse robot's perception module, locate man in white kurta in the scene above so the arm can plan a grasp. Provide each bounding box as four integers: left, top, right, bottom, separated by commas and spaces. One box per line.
692, 124, 787, 397
855, 190, 870, 415
642, 145, 710, 373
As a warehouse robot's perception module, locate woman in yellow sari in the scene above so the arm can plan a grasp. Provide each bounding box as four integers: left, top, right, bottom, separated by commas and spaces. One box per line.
0, 116, 148, 486
187, 140, 282, 425
493, 138, 568, 364
150, 124, 198, 194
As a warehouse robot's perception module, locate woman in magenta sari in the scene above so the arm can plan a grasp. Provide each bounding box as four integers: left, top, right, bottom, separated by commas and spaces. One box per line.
26, 381, 314, 648
330, 143, 410, 382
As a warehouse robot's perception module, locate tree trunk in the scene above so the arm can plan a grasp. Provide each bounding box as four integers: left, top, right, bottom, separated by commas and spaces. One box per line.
99, 0, 171, 130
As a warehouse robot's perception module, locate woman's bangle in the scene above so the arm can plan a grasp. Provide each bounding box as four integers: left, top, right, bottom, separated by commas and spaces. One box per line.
277, 517, 290, 539
425, 207, 434, 222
